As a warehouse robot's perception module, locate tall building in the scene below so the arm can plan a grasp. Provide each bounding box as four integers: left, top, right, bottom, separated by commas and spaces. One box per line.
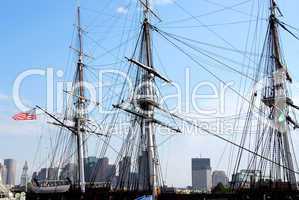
20, 161, 29, 186
32, 171, 38, 180
191, 158, 212, 191
106, 164, 116, 182
1, 165, 7, 185
212, 170, 228, 188
95, 157, 109, 182
138, 150, 149, 190
86, 157, 116, 183
231, 169, 260, 189
84, 156, 98, 182
47, 167, 59, 180
118, 156, 131, 187
59, 163, 78, 183
37, 168, 47, 181
4, 159, 16, 186
0, 163, 4, 184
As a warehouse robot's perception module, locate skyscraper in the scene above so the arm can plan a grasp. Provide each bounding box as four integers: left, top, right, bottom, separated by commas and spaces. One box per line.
106, 164, 116, 182
95, 157, 109, 182
138, 151, 149, 190
191, 158, 212, 191
1, 164, 7, 185
20, 161, 29, 186
37, 168, 47, 181
212, 170, 228, 188
118, 156, 131, 188
59, 163, 78, 183
47, 167, 59, 180
84, 156, 98, 182
0, 163, 4, 184
4, 159, 16, 186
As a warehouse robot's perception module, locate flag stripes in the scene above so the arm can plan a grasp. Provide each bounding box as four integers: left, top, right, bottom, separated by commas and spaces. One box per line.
12, 108, 37, 120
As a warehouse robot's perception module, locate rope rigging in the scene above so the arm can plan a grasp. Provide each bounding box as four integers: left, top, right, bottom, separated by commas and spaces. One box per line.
30, 0, 299, 195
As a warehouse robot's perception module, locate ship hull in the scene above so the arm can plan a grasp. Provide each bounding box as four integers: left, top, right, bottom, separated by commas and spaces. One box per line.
27, 189, 299, 200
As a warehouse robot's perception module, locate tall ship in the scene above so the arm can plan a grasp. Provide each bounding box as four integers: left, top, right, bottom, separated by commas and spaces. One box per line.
231, 0, 299, 196
25, 0, 299, 199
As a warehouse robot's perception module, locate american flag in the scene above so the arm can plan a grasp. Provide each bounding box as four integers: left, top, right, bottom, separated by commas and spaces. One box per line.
12, 108, 37, 120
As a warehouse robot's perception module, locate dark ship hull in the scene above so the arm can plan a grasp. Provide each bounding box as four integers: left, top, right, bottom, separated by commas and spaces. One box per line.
27, 187, 153, 200
26, 187, 299, 200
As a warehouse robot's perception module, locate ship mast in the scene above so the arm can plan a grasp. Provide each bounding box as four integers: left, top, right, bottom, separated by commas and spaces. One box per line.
232, 0, 298, 189
75, 6, 86, 193
267, 0, 296, 185
141, 0, 157, 196
113, 0, 179, 196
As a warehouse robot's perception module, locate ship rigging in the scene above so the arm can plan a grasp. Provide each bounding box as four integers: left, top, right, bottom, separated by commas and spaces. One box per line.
26, 0, 299, 199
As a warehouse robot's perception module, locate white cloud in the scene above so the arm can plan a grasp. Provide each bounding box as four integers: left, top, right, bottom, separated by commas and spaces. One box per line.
116, 6, 128, 14
152, 0, 174, 5
116, 0, 174, 15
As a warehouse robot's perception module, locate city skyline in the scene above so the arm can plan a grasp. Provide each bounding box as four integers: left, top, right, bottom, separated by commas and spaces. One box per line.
11, 156, 230, 189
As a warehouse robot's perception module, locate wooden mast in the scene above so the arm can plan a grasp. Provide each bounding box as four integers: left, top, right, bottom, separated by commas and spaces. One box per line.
76, 6, 86, 193
269, 0, 296, 186
141, 0, 157, 197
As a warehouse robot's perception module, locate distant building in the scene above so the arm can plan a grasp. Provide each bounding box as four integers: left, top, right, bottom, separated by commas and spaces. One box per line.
94, 157, 109, 182
192, 158, 212, 191
85, 156, 98, 182
32, 171, 38, 180
0, 162, 5, 184
212, 170, 228, 188
118, 156, 131, 188
31, 157, 117, 185
87, 157, 116, 183
138, 151, 149, 190
59, 163, 78, 183
47, 167, 59, 180
231, 169, 260, 189
4, 159, 16, 186
37, 168, 47, 181
106, 164, 116, 182
129, 172, 138, 187
20, 161, 29, 186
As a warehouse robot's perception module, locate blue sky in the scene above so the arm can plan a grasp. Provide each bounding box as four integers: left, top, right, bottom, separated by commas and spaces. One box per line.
1, 0, 299, 186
